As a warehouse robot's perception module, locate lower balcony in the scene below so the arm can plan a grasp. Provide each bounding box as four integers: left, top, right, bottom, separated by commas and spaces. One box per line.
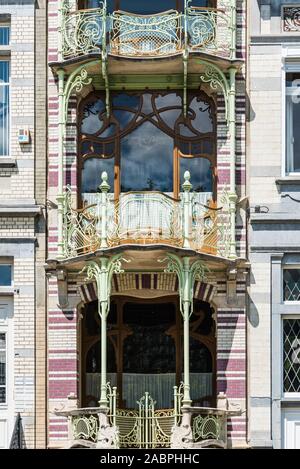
56, 387, 235, 449
62, 171, 231, 259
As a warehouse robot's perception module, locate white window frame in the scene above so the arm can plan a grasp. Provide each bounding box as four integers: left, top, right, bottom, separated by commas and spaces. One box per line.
282, 315, 300, 399
0, 58, 10, 158
283, 265, 300, 304
284, 63, 300, 174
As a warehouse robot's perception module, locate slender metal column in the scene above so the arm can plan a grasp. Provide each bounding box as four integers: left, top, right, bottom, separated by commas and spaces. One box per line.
182, 257, 191, 407
182, 171, 192, 249
57, 68, 65, 259
228, 67, 237, 259
230, 0, 237, 60
83, 256, 126, 409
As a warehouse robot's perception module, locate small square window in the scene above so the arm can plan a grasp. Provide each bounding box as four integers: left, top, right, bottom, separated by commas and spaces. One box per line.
0, 26, 9, 46
0, 265, 12, 287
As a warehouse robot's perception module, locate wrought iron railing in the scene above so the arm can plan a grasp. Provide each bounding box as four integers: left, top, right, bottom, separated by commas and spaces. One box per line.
192, 408, 227, 447
59, 1, 235, 60
62, 171, 231, 259
9, 413, 26, 449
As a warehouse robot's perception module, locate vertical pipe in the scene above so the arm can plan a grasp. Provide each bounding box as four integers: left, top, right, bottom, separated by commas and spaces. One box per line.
228, 67, 237, 259
57, 1, 63, 63
230, 0, 237, 60
100, 171, 110, 248
57, 69, 65, 259
182, 257, 191, 407
99, 300, 108, 408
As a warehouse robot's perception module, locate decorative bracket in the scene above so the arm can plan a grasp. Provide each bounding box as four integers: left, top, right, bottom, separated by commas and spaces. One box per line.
57, 268, 69, 309
198, 60, 230, 125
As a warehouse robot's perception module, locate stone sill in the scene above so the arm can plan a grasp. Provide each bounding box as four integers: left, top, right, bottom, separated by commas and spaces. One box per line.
0, 205, 41, 216
251, 213, 300, 223
276, 177, 300, 185
0, 158, 16, 168
0, 286, 14, 296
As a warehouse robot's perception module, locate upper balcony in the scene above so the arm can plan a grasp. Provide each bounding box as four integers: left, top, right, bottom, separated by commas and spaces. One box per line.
61, 171, 232, 261
60, 1, 236, 64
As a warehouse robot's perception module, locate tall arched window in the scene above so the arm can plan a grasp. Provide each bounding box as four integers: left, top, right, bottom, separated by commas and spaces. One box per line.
79, 90, 216, 204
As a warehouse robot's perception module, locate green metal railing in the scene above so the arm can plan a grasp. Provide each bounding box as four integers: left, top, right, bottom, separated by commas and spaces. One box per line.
61, 171, 231, 259
59, 1, 236, 60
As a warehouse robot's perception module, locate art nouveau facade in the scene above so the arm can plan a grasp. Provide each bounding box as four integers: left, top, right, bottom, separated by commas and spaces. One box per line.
45, 0, 248, 449
248, 0, 300, 450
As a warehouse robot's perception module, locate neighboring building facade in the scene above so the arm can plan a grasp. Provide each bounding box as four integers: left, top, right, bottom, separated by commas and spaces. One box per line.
0, 1, 47, 449
249, 0, 300, 450
46, 0, 248, 449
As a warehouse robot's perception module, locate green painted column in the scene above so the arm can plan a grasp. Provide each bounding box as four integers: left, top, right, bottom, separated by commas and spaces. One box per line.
228, 67, 237, 259
57, 68, 65, 259
182, 257, 192, 407
83, 256, 126, 410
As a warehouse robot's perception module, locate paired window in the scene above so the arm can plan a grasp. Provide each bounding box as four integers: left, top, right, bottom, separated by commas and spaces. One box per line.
0, 25, 9, 46
79, 90, 216, 203
0, 333, 6, 404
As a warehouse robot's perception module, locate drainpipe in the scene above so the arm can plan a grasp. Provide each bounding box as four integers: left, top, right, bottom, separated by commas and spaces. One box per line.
228, 67, 237, 259
230, 0, 237, 61
57, 69, 65, 259
182, 257, 192, 408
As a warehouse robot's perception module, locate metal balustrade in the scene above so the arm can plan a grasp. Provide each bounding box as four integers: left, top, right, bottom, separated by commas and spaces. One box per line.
59, 2, 235, 60
62, 171, 231, 259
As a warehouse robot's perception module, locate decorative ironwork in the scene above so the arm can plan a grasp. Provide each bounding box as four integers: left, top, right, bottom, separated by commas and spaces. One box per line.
62, 180, 231, 259
62, 186, 100, 258
59, 3, 235, 60
283, 318, 300, 393
187, 5, 231, 58
108, 390, 182, 449
283, 7, 300, 32
107, 192, 183, 247
61, 7, 105, 58
110, 10, 183, 57
192, 412, 226, 444
72, 413, 99, 442
9, 413, 26, 449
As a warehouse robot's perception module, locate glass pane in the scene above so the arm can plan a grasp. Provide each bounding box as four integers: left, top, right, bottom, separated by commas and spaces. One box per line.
283, 319, 300, 393
81, 99, 105, 134
283, 269, 300, 301
81, 157, 114, 198
190, 1, 210, 7
0, 61, 9, 157
0, 26, 10, 46
121, 121, 173, 192
0, 387, 5, 403
0, 265, 12, 286
286, 73, 300, 172
180, 157, 212, 192
189, 96, 213, 133
0, 333, 5, 350
119, 1, 178, 14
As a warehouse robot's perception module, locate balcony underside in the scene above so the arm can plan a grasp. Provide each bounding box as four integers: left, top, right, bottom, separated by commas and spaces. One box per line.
50, 51, 242, 76
46, 244, 246, 273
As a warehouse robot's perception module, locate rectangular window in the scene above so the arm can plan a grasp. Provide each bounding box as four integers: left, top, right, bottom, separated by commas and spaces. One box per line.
283, 318, 300, 394
0, 60, 9, 157
0, 333, 6, 403
283, 268, 300, 301
286, 72, 300, 173
0, 265, 12, 287
0, 26, 9, 46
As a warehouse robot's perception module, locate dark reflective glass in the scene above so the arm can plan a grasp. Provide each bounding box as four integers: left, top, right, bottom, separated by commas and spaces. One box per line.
81, 99, 105, 134
86, 340, 116, 373
180, 157, 212, 192
121, 121, 173, 192
189, 97, 213, 133
118, 1, 178, 14
0, 265, 12, 286
81, 157, 114, 196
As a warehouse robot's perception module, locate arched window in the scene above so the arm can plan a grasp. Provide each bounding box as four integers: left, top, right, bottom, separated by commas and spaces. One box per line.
79, 90, 216, 204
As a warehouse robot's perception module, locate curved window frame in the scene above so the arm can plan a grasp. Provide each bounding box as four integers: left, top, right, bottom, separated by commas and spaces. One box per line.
78, 89, 217, 205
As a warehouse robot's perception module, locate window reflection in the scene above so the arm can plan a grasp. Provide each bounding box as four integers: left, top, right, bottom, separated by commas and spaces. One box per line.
118, 1, 179, 14
81, 157, 114, 198
121, 121, 173, 192
180, 157, 212, 193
